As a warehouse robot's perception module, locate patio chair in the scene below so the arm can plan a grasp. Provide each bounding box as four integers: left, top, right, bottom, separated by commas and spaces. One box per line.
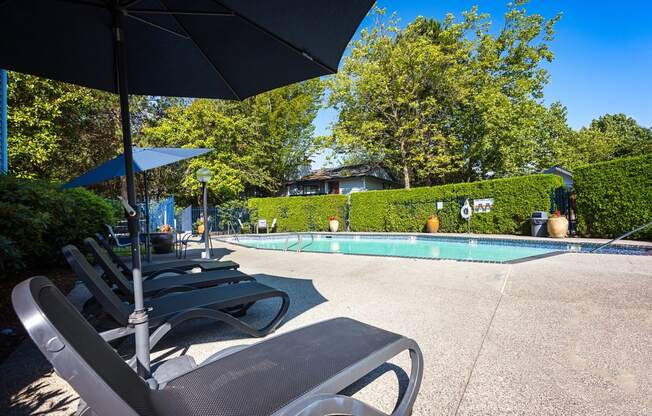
62, 245, 289, 344
178, 222, 214, 259
84, 238, 255, 299
257, 218, 277, 234
13, 276, 423, 416
94, 233, 238, 279
105, 223, 130, 248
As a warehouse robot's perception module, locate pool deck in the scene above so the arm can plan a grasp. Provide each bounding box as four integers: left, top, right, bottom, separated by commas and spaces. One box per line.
2, 239, 651, 415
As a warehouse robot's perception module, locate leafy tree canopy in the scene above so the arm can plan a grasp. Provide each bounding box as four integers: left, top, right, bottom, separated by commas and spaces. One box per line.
327, 2, 568, 187
139, 80, 323, 204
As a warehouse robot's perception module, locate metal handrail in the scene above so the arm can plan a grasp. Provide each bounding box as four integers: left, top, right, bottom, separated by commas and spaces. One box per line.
591, 220, 652, 253
283, 232, 314, 252
283, 233, 299, 251
296, 233, 314, 253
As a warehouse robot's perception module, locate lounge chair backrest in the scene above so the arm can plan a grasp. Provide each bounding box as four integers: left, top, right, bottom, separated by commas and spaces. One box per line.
95, 232, 132, 274
258, 219, 267, 228
12, 276, 154, 416
62, 245, 131, 326
271, 218, 277, 229
84, 237, 132, 295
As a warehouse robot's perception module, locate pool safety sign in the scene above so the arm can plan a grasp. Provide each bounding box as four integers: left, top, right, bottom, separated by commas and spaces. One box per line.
473, 198, 494, 213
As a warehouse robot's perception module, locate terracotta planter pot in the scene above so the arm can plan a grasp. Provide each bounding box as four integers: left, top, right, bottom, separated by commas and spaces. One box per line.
329, 219, 339, 232
150, 232, 174, 254
547, 216, 568, 238
426, 216, 440, 233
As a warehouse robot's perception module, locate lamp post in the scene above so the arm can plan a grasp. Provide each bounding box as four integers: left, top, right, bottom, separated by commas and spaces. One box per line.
196, 168, 212, 259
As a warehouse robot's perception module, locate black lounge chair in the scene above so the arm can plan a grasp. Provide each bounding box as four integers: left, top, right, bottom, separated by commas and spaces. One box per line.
13, 276, 423, 416
84, 237, 253, 299
94, 233, 238, 279
62, 245, 289, 346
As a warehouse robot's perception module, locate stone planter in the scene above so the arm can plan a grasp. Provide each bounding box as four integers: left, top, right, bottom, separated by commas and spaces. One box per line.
329, 219, 339, 232
547, 216, 568, 238
426, 216, 440, 233
150, 232, 174, 254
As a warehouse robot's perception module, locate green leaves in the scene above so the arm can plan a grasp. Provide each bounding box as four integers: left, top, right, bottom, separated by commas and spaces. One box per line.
0, 176, 115, 277
574, 154, 652, 239
327, 2, 565, 186
141, 81, 323, 204
7, 72, 121, 182
248, 195, 347, 232
349, 174, 563, 234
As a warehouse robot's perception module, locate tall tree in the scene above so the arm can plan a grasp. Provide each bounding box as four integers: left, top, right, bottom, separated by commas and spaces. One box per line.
6, 72, 121, 181
558, 113, 652, 169
327, 2, 564, 187
141, 80, 323, 204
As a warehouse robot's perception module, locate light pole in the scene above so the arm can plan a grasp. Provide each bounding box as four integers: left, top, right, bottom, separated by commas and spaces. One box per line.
196, 168, 212, 259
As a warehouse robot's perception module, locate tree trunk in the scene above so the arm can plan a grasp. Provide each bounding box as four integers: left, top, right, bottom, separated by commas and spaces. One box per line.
400, 139, 410, 189
120, 176, 128, 201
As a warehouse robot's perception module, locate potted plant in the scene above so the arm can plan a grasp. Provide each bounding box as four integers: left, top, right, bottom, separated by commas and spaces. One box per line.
151, 224, 174, 253
547, 210, 568, 238
328, 215, 339, 232
426, 214, 440, 233
195, 218, 205, 235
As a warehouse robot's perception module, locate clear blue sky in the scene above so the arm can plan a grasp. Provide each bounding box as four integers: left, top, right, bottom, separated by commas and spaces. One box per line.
312, 0, 652, 168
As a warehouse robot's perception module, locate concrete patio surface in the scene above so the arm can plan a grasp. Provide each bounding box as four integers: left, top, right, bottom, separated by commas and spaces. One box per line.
1, 240, 650, 415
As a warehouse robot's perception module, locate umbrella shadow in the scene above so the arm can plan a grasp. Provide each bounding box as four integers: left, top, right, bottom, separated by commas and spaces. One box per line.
0, 342, 77, 416
139, 273, 328, 364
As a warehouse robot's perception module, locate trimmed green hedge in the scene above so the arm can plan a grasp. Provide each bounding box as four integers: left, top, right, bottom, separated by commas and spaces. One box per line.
0, 176, 115, 277
248, 194, 347, 232
574, 153, 652, 239
349, 174, 563, 234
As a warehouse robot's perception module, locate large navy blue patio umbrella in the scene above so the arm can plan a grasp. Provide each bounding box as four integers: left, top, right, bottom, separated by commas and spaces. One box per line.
63, 147, 213, 262
0, 0, 373, 375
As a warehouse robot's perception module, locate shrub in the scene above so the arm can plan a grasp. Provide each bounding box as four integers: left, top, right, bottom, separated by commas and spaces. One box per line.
248, 195, 348, 232
0, 176, 115, 277
574, 153, 652, 239
349, 174, 563, 234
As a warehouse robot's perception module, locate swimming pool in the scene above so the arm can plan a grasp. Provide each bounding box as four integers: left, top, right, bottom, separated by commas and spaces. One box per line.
224, 233, 649, 263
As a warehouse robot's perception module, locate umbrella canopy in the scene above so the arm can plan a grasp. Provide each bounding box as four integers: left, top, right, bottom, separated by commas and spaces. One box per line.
0, 0, 373, 376
62, 147, 212, 189
0, 1, 372, 99
63, 147, 212, 263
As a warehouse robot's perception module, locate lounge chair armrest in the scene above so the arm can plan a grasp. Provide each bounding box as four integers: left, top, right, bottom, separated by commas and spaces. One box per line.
145, 268, 189, 279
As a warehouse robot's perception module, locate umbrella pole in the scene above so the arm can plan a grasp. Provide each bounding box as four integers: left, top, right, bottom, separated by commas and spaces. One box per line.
144, 171, 151, 263
113, 7, 150, 377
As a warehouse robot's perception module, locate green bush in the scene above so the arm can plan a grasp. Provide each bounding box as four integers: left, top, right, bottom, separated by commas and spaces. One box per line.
574, 153, 652, 239
248, 195, 348, 232
349, 174, 563, 234
0, 176, 115, 277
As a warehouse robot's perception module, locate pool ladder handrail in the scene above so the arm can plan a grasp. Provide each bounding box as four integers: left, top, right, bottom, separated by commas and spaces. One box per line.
591, 220, 652, 253
283, 232, 314, 252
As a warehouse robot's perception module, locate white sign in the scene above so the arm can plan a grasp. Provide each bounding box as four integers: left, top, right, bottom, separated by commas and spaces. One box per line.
461, 199, 472, 220
473, 198, 494, 213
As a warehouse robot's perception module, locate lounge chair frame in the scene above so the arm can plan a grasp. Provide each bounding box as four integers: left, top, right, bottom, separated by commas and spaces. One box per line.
62, 245, 289, 348
13, 276, 423, 416
84, 237, 253, 299
94, 233, 236, 278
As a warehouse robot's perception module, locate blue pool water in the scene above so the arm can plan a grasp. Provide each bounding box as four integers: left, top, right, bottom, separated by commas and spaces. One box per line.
228, 234, 564, 263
